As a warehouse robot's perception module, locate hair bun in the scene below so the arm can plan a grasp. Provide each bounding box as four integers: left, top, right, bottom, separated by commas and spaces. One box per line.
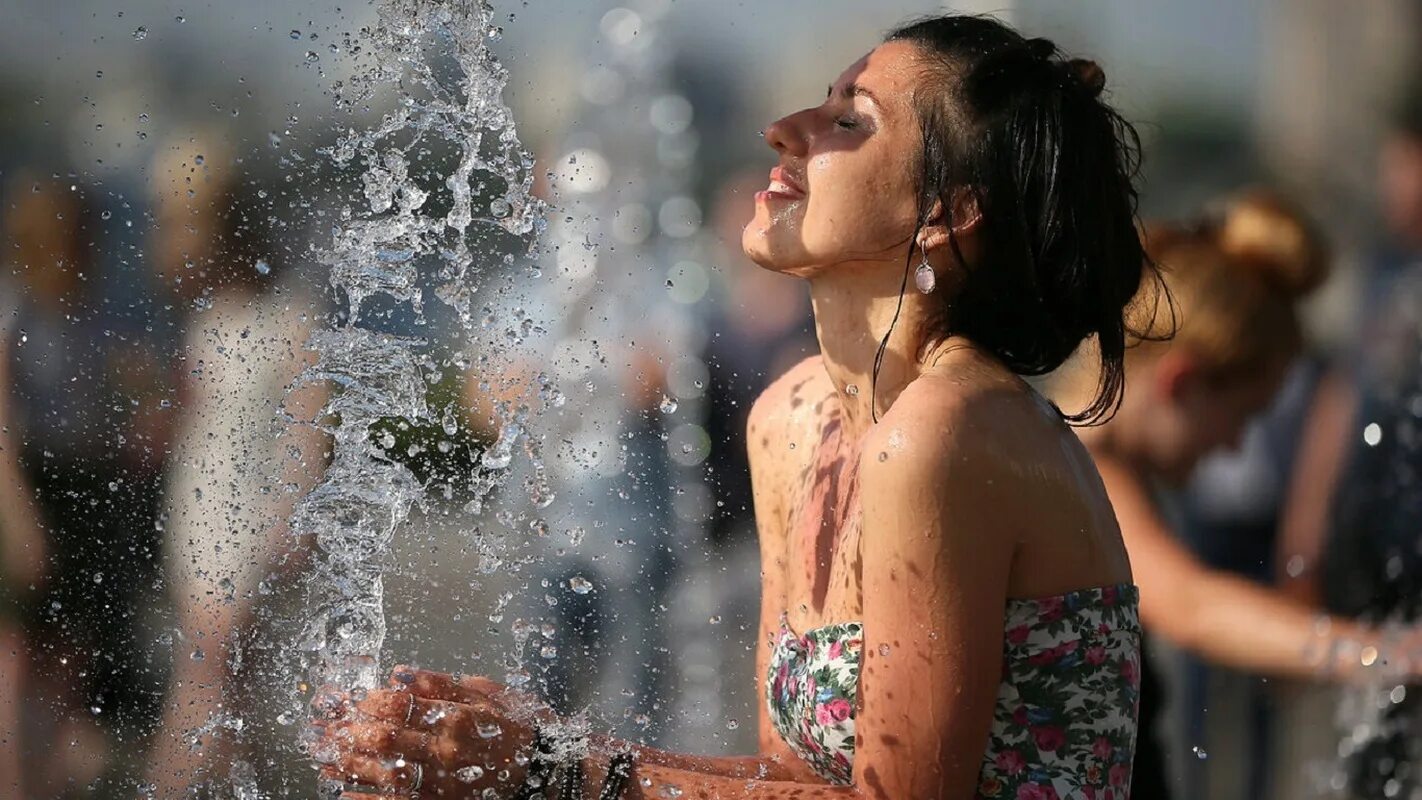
1068, 58, 1106, 98
1024, 37, 1057, 61
1215, 189, 1329, 297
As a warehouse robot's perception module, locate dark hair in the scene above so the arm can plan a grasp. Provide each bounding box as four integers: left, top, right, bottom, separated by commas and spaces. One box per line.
880, 15, 1153, 424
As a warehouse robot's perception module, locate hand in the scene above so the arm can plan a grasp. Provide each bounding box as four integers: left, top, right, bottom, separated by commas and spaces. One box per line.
314, 666, 556, 799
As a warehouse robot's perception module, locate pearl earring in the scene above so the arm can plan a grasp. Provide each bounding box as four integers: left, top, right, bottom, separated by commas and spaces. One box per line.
914, 251, 937, 294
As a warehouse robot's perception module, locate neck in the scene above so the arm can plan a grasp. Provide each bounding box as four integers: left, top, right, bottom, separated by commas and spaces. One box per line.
807, 256, 957, 441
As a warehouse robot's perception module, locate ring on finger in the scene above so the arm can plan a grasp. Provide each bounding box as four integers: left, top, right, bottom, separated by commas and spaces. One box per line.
409, 760, 424, 792
403, 692, 418, 726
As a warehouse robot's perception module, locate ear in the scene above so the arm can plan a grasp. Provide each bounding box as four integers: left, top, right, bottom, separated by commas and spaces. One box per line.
916, 187, 983, 254
1153, 349, 1204, 403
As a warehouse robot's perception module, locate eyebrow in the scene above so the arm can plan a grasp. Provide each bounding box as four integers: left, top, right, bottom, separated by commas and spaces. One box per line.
826, 82, 882, 109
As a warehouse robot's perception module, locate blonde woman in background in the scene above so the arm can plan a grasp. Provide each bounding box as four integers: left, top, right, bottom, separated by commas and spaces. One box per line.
1068, 191, 1422, 799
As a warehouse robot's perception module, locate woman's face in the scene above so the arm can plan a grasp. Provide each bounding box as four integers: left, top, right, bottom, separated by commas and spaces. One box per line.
742, 41, 927, 277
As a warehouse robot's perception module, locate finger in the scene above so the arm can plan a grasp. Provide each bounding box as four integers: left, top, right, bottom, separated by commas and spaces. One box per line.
341, 720, 444, 763
392, 665, 491, 705
354, 689, 483, 732
340, 793, 393, 800
322, 754, 423, 792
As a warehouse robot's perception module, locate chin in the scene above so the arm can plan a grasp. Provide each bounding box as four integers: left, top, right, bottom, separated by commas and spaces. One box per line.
741, 220, 793, 273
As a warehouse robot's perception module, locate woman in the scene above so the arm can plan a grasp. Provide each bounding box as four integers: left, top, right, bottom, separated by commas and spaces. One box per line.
317, 15, 1147, 799
1073, 191, 1422, 800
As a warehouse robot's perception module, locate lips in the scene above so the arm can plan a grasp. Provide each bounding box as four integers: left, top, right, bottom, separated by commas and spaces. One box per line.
759, 165, 806, 201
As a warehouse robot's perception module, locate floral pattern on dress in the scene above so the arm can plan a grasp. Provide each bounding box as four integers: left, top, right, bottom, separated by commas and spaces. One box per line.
765, 614, 863, 785
765, 585, 1142, 800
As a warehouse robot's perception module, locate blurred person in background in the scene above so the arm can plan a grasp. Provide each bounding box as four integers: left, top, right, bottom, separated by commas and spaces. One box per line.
141, 134, 328, 797
1071, 190, 1422, 800
0, 278, 57, 794
1, 171, 143, 794
1273, 75, 1422, 800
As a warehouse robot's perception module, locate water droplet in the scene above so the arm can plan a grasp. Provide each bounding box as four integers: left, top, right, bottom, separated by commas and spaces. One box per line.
708, 615, 722, 624
191, 646, 205, 662
306, 51, 320, 63
455, 765, 485, 783
254, 259, 271, 275
878, 643, 891, 656
1192, 745, 1208, 760
175, 15, 185, 23
290, 29, 302, 39
194, 154, 205, 165
490, 198, 512, 218
100, 210, 112, 220
133, 26, 148, 40
659, 395, 678, 414
1364, 422, 1383, 446
568, 576, 594, 594
845, 384, 859, 397
477, 721, 502, 738
92, 572, 103, 584
726, 719, 739, 730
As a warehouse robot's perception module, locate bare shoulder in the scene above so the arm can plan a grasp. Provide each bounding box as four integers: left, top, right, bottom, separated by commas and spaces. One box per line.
860, 356, 1051, 482
746, 354, 834, 465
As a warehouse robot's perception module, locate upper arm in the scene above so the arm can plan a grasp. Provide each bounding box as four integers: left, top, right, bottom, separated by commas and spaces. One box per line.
851, 416, 1015, 800
1276, 370, 1356, 604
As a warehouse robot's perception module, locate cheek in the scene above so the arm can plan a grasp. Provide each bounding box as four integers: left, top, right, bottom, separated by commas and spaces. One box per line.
800, 150, 917, 254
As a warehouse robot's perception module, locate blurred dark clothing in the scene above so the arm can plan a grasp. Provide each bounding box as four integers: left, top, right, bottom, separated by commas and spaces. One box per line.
1320, 258, 1422, 799
1322, 264, 1422, 619
1132, 652, 1175, 800
701, 302, 815, 545
4, 287, 176, 734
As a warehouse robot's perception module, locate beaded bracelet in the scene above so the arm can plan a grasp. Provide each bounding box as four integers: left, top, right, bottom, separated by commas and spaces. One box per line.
596, 752, 635, 800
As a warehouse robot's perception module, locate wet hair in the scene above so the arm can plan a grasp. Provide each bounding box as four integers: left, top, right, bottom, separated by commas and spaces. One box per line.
1134, 189, 1328, 374
877, 15, 1152, 424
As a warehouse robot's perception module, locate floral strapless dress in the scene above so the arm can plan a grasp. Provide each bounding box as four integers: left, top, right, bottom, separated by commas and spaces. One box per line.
765, 585, 1143, 800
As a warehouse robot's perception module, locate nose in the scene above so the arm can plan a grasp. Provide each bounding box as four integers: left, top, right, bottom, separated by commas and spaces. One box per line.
763, 110, 810, 158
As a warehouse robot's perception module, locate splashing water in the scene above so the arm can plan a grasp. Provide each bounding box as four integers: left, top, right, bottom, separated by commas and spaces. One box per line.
289, 0, 544, 700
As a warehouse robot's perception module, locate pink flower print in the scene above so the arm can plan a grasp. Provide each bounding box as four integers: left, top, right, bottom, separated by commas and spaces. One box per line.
995, 749, 1027, 775
1086, 646, 1108, 666
1007, 625, 1031, 645
803, 636, 815, 659
1016, 783, 1060, 800
1038, 596, 1065, 623
817, 698, 852, 723
1102, 585, 1118, 605
1121, 656, 1140, 688
1032, 726, 1066, 752
828, 639, 843, 660
1092, 736, 1113, 759
1108, 763, 1129, 788
1012, 706, 1029, 727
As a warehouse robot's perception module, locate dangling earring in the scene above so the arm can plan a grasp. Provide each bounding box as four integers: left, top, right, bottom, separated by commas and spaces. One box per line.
914, 251, 937, 294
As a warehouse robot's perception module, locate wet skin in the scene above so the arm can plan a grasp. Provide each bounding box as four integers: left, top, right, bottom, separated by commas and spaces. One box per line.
316, 40, 1133, 800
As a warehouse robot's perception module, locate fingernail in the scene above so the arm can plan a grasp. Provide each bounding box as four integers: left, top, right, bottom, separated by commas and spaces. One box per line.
392, 667, 416, 685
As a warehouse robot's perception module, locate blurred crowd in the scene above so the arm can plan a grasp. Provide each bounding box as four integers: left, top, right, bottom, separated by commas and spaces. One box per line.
4, 1, 1422, 799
